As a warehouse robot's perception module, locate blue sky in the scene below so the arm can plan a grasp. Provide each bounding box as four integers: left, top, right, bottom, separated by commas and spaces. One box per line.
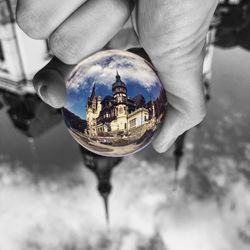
65, 50, 163, 119
66, 76, 161, 119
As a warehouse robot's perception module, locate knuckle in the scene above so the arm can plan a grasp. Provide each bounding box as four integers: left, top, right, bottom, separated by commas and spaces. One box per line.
109, 0, 132, 17
49, 31, 80, 64
16, 7, 50, 39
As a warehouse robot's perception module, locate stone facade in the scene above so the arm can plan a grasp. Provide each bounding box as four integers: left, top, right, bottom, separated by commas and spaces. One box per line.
86, 71, 156, 138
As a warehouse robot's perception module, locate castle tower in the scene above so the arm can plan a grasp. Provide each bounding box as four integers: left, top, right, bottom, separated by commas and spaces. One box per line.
86, 84, 102, 136
173, 132, 187, 191
150, 95, 155, 118
112, 70, 128, 132
90, 83, 96, 99
97, 95, 102, 116
112, 70, 127, 103
80, 146, 122, 224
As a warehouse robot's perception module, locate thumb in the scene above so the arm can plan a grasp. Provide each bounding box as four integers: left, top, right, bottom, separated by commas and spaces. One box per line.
33, 57, 74, 108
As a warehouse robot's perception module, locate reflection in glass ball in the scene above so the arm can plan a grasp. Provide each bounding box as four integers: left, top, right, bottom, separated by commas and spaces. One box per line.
62, 50, 167, 157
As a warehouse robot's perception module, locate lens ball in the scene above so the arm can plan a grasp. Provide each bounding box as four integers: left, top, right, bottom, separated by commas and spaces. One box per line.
62, 50, 167, 157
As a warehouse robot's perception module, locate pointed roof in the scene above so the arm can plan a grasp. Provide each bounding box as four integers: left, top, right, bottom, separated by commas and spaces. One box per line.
115, 69, 121, 82
102, 193, 109, 224
113, 70, 126, 89
89, 84, 96, 100
132, 94, 145, 108
98, 182, 112, 225
116, 69, 121, 81
173, 132, 187, 190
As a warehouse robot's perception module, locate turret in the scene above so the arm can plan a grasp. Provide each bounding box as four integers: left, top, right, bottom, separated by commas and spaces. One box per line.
86, 84, 102, 136
150, 95, 155, 118
97, 96, 102, 114
112, 70, 127, 104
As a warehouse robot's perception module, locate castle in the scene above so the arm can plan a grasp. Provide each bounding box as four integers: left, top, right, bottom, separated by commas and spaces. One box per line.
86, 71, 156, 138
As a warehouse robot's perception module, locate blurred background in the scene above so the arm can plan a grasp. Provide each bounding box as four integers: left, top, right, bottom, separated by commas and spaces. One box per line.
0, 0, 250, 250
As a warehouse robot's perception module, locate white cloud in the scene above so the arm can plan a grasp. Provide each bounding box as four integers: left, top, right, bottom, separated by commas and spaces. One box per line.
66, 50, 161, 94
0, 152, 250, 250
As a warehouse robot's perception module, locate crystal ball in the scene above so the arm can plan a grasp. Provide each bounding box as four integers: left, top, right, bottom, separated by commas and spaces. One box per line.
62, 50, 167, 157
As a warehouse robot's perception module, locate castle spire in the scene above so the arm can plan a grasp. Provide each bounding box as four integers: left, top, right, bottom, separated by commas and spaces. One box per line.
116, 69, 121, 81
90, 83, 96, 100
98, 182, 112, 225
80, 147, 122, 226
173, 132, 187, 191
102, 192, 109, 224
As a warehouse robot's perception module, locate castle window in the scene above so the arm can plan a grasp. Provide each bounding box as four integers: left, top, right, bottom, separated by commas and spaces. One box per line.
0, 41, 5, 62
85, 155, 95, 167
129, 118, 136, 128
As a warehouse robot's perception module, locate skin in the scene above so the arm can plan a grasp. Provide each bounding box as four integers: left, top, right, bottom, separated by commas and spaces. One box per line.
16, 0, 219, 153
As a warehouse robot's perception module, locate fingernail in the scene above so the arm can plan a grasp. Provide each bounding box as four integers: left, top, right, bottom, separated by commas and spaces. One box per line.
38, 83, 57, 108
34, 70, 66, 108
38, 85, 48, 102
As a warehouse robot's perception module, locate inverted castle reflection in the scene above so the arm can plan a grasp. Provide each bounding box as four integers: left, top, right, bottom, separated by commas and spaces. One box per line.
80, 146, 122, 223
1, 2, 250, 249
0, 87, 186, 226
62, 50, 166, 157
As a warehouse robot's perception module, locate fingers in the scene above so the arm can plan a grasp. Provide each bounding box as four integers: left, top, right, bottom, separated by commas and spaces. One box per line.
17, 0, 133, 63
33, 57, 74, 108
33, 19, 138, 109
105, 18, 140, 50
18, 0, 134, 108
49, 0, 133, 64
136, 0, 218, 153
16, 0, 86, 39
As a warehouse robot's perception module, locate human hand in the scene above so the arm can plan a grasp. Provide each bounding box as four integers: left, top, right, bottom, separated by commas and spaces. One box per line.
16, 0, 219, 153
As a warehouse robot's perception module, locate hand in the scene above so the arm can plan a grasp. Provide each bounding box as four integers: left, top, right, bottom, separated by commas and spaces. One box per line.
16, 0, 219, 153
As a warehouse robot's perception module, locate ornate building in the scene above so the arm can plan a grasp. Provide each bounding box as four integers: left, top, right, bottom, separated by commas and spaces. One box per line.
86, 71, 156, 138
0, 0, 51, 92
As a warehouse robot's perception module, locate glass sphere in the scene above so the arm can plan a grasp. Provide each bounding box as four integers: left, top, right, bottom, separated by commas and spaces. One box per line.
62, 50, 167, 157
